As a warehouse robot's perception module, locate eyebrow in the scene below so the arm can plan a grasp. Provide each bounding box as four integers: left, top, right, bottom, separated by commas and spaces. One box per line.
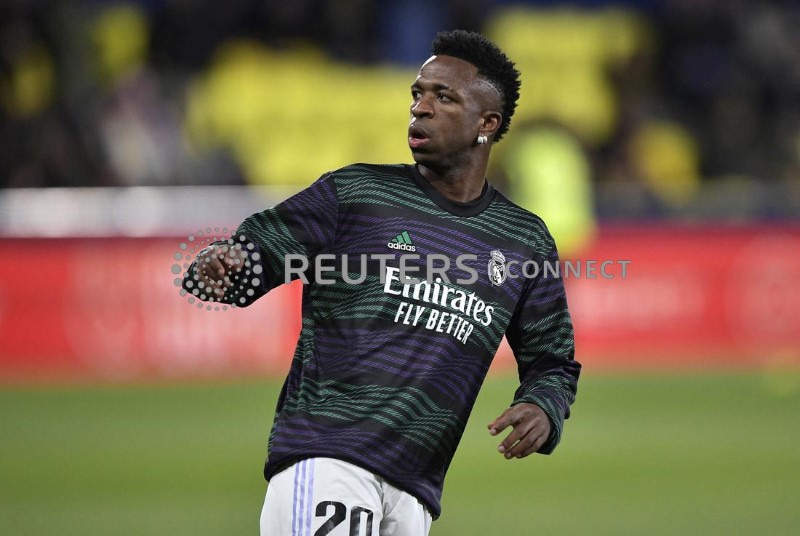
411, 81, 455, 92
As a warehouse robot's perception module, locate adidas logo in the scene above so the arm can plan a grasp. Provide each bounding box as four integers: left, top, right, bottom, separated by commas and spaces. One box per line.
387, 231, 416, 252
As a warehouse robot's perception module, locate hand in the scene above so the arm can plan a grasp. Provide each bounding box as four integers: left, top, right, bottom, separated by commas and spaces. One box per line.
488, 403, 551, 459
192, 243, 247, 299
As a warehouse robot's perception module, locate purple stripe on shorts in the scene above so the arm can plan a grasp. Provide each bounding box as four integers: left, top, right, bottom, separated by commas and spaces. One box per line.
292, 462, 300, 535
298, 460, 307, 536
305, 459, 315, 536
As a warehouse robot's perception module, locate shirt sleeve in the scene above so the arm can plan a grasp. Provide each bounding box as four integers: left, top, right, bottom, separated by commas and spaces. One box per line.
184, 173, 338, 306
504, 245, 581, 454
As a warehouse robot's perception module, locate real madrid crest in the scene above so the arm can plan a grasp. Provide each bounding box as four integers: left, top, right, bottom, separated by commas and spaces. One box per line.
488, 250, 507, 286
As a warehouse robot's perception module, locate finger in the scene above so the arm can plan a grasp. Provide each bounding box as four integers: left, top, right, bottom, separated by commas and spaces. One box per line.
206, 257, 227, 279
497, 428, 524, 456
196, 253, 216, 278
514, 431, 548, 459
221, 255, 236, 270
531, 431, 548, 453
198, 274, 226, 300
513, 415, 551, 458
488, 407, 514, 436
507, 409, 550, 457
530, 431, 548, 454
209, 280, 227, 298
498, 419, 534, 456
227, 245, 246, 267
208, 267, 232, 287
506, 428, 543, 458
217, 246, 239, 270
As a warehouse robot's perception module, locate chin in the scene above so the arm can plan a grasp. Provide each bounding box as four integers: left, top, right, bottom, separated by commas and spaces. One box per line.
410, 149, 436, 166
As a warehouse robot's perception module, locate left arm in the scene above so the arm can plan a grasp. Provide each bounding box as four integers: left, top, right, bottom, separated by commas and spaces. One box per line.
488, 246, 581, 458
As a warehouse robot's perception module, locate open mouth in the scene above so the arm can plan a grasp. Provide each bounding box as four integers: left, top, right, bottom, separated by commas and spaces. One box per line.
408, 126, 430, 149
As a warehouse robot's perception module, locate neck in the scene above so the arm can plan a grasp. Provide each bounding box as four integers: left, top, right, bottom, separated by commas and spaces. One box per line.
417, 158, 488, 203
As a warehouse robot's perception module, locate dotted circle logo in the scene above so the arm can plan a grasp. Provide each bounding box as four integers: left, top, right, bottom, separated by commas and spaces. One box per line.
170, 228, 262, 311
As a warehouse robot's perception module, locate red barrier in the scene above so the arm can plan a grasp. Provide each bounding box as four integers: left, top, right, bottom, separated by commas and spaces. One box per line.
565, 225, 800, 370
0, 226, 798, 382
0, 238, 302, 381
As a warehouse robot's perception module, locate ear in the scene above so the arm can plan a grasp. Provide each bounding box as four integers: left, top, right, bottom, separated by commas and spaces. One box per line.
479, 111, 502, 140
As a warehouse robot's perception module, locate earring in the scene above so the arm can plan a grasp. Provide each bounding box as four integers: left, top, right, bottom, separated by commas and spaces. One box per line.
477, 135, 488, 145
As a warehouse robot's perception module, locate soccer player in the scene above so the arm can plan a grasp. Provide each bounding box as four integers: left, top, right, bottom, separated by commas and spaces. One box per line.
188, 29, 580, 536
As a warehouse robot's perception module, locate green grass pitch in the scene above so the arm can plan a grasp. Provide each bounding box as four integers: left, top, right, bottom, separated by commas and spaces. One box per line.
1, 372, 798, 535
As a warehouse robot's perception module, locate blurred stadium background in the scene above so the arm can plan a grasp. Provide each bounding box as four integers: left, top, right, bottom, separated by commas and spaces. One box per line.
1, 0, 798, 534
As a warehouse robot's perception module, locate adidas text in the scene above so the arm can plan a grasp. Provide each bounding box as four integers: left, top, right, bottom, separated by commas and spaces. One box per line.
388, 242, 416, 252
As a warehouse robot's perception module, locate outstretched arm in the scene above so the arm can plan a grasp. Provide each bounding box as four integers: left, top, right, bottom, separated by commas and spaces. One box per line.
182, 173, 339, 305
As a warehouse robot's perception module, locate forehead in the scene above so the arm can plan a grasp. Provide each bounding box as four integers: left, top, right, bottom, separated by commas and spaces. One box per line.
414, 55, 479, 89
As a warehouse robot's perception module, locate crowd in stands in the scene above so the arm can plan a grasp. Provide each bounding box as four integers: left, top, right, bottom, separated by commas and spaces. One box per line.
1, 0, 798, 219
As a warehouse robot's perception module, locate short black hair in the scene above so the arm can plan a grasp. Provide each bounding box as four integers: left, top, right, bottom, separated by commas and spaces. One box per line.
432, 29, 521, 142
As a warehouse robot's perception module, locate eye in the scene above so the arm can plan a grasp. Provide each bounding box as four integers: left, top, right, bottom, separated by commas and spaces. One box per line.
411, 89, 421, 100
437, 92, 452, 102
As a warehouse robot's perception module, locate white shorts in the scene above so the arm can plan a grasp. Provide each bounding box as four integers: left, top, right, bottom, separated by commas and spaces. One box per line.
260, 457, 432, 536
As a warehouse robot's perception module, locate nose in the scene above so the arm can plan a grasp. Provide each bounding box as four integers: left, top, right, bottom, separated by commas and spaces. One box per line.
411, 95, 433, 119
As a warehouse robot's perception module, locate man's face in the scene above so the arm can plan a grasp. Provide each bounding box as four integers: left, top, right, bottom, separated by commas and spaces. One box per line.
408, 55, 489, 170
